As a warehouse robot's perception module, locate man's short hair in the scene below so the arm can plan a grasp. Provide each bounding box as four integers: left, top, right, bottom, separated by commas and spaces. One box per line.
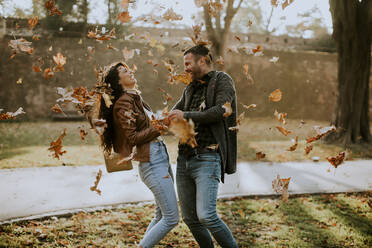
184, 45, 213, 65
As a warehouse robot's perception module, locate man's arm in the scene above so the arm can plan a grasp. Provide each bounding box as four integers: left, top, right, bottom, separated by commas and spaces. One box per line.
170, 88, 186, 111
183, 73, 236, 124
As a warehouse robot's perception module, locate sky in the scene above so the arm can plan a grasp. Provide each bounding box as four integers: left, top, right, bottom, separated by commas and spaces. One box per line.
1, 0, 333, 37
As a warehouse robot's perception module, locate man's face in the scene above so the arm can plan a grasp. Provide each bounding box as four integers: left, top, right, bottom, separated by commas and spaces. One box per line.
184, 53, 202, 81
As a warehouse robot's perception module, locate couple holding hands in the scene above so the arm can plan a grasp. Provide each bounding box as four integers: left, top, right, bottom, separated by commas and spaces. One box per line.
98, 44, 238, 248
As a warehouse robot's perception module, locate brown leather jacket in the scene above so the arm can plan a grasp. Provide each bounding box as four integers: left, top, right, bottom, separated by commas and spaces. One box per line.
112, 91, 160, 162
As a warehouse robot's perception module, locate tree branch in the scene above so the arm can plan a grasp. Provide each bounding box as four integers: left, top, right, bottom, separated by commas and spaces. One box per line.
203, 4, 217, 45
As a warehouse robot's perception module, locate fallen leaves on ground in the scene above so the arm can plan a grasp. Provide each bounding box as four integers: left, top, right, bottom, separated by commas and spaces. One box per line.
48, 128, 67, 160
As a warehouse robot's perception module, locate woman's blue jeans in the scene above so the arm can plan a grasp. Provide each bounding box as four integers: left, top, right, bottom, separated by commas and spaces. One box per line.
138, 141, 179, 248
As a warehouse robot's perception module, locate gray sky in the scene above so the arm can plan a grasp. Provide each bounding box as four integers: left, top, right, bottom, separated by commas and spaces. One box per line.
2, 0, 332, 37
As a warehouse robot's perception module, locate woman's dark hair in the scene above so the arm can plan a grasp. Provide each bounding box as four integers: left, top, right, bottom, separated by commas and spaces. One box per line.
98, 62, 127, 153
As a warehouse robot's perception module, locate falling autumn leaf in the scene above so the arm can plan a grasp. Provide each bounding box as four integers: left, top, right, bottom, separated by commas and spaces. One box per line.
243, 64, 254, 85
252, 45, 262, 54
276, 126, 292, 136
117, 11, 131, 23
256, 151, 266, 160
158, 88, 172, 105
51, 104, 63, 114
43, 68, 54, 80
162, 8, 183, 21
48, 128, 67, 160
80, 129, 88, 141
327, 151, 346, 168
28, 16, 38, 30
269, 89, 282, 102
32, 65, 42, 72
305, 144, 313, 155
117, 146, 137, 165
169, 118, 197, 148
288, 136, 298, 151
222, 102, 232, 117
32, 35, 40, 41
270, 56, 279, 63
272, 174, 291, 202
122, 47, 135, 61
306, 126, 336, 143
8, 38, 34, 58
242, 103, 257, 110
16, 78, 23, 84
45, 0, 62, 16
172, 73, 192, 85
229, 112, 245, 132
53, 52, 66, 72
0, 107, 26, 120
216, 56, 224, 66
90, 169, 102, 195
274, 110, 287, 124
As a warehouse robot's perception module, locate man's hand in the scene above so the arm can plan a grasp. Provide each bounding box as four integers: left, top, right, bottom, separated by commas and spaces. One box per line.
169, 110, 184, 121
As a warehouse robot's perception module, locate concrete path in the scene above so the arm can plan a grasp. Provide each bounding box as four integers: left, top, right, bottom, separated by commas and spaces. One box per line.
0, 160, 371, 224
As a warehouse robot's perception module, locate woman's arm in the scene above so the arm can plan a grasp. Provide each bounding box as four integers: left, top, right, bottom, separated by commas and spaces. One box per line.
115, 97, 160, 146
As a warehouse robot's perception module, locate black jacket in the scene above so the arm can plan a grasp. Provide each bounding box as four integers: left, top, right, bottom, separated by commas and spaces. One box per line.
172, 71, 237, 183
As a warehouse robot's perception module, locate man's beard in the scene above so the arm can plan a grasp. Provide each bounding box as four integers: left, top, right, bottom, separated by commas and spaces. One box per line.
190, 67, 202, 81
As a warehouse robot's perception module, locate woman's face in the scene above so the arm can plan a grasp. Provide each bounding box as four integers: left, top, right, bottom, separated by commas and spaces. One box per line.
117, 65, 136, 89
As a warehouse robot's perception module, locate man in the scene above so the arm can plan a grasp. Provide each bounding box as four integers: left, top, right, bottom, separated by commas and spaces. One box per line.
169, 45, 238, 248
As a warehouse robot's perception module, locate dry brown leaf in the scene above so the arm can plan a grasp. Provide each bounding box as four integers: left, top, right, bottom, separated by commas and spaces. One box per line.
172, 73, 192, 85
90, 169, 102, 195
53, 52, 66, 72
243, 64, 254, 85
122, 47, 135, 61
51, 104, 63, 114
43, 68, 54, 79
48, 128, 67, 160
252, 45, 262, 54
256, 151, 266, 160
216, 56, 224, 66
45, 0, 62, 16
28, 16, 38, 30
274, 110, 287, 124
327, 151, 346, 168
158, 88, 172, 105
272, 174, 291, 202
242, 103, 257, 110
8, 38, 34, 58
229, 112, 245, 132
305, 144, 313, 155
80, 129, 88, 141
288, 136, 298, 151
222, 102, 232, 117
0, 107, 26, 120
206, 144, 219, 150
32, 65, 42, 72
169, 118, 197, 148
306, 126, 336, 143
269, 89, 282, 102
162, 8, 183, 21
276, 126, 292, 136
117, 11, 131, 23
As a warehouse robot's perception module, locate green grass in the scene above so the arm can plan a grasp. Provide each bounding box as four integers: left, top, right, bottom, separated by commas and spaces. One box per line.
0, 118, 371, 169
0, 192, 371, 247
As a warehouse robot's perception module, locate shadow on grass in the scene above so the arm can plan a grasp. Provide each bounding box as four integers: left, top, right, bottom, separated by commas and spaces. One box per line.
316, 195, 372, 246
278, 198, 345, 248
0, 149, 29, 161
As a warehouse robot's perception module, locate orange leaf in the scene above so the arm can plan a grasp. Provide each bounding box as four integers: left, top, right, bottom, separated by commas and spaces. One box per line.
43, 68, 54, 79
269, 89, 282, 102
80, 129, 88, 141
222, 102, 232, 117
53, 52, 66, 71
28, 16, 38, 30
256, 151, 266, 160
288, 136, 298, 151
32, 65, 41, 72
51, 104, 63, 113
327, 151, 346, 168
169, 118, 197, 148
276, 126, 292, 136
172, 73, 192, 85
45, 0, 62, 16
305, 144, 313, 155
48, 128, 67, 160
117, 11, 131, 23
90, 169, 102, 195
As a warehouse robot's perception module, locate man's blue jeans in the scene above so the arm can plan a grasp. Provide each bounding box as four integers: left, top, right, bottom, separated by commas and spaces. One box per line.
176, 152, 238, 248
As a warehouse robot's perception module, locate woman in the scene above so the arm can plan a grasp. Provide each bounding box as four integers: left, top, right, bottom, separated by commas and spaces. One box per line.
98, 61, 179, 248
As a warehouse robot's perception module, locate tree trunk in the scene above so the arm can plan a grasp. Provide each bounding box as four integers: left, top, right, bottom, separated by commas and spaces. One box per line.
327, 0, 371, 145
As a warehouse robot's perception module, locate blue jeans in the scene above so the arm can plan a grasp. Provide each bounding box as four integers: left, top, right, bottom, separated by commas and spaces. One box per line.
138, 141, 179, 248
176, 152, 238, 248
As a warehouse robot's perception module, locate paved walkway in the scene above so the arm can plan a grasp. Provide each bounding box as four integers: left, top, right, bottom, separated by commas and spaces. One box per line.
0, 160, 371, 224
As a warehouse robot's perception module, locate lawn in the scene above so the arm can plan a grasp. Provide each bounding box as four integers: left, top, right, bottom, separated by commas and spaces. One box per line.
0, 118, 371, 169
0, 192, 371, 247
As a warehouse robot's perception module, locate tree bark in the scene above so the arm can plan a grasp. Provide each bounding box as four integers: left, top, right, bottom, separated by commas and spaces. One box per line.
328, 0, 371, 145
